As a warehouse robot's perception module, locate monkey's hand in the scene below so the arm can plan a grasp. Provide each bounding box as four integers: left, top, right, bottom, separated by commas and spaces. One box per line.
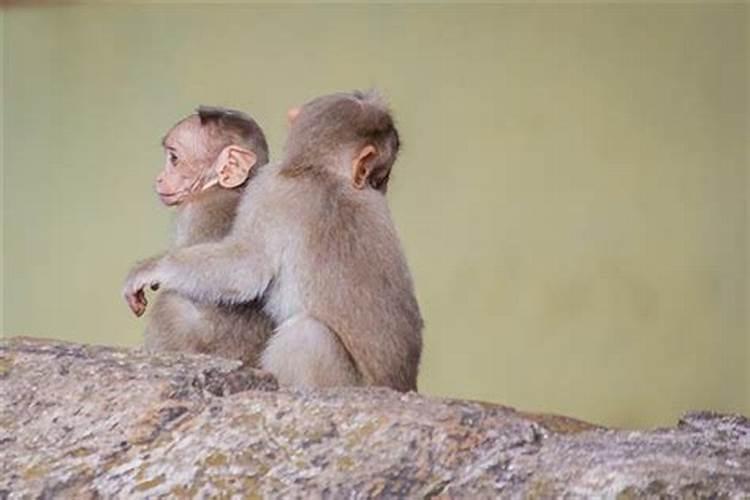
122, 258, 162, 317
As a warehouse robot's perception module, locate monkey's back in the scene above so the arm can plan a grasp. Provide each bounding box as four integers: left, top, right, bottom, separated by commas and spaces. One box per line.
144, 188, 275, 366
254, 173, 423, 391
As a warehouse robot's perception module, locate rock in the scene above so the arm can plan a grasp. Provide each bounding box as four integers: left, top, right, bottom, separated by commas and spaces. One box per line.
1, 337, 748, 498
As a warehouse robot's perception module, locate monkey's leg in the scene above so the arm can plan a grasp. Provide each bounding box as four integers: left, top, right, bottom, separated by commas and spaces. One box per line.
261, 315, 362, 388
144, 291, 212, 353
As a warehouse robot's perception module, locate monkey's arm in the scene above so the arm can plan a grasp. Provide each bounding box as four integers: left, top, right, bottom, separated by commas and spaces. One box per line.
123, 241, 274, 316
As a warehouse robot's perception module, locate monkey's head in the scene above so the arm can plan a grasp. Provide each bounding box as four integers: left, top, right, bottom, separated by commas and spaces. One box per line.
284, 90, 400, 193
156, 106, 269, 206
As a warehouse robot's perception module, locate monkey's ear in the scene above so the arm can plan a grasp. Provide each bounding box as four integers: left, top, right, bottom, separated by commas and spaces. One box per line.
287, 107, 301, 125
352, 145, 378, 190
214, 145, 257, 189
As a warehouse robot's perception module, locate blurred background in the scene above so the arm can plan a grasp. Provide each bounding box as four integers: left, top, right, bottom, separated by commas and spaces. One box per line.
1, 2, 747, 428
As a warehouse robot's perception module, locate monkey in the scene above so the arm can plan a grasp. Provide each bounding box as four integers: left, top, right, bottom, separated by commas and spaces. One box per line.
124, 90, 423, 392
133, 106, 275, 366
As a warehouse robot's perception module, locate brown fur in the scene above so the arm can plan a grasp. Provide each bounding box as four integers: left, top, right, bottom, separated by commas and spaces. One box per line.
125, 91, 423, 391
144, 187, 274, 366
131, 107, 275, 365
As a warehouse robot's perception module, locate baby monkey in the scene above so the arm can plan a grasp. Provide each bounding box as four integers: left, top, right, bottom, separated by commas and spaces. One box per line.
125, 91, 423, 391
134, 106, 274, 365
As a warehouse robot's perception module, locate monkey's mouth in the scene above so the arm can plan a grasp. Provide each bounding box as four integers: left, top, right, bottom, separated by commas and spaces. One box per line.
157, 191, 183, 206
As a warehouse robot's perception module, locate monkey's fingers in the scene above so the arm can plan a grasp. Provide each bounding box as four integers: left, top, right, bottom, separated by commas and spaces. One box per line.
135, 289, 148, 316
124, 293, 139, 316
124, 288, 147, 317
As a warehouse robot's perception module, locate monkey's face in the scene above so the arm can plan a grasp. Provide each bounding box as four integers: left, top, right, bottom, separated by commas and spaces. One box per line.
156, 120, 215, 206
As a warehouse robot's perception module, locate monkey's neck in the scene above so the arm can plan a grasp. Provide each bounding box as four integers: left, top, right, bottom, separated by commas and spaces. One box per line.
181, 185, 242, 207
173, 187, 243, 247
279, 157, 350, 186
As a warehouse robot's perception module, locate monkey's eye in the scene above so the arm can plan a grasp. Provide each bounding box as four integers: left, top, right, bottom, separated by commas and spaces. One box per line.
169, 152, 178, 164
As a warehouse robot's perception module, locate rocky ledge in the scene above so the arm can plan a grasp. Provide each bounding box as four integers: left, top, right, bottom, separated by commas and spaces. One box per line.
0, 337, 748, 498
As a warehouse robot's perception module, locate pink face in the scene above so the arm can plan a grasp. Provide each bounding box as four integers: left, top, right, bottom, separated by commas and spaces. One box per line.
156, 120, 209, 206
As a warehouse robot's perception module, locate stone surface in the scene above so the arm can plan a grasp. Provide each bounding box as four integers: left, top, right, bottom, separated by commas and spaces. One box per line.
1, 337, 748, 498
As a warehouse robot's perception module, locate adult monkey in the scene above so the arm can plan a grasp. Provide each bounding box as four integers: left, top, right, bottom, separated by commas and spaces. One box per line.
131, 106, 274, 366
124, 91, 423, 392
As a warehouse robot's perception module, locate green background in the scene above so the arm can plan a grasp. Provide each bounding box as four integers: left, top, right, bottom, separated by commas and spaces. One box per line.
2, 3, 748, 428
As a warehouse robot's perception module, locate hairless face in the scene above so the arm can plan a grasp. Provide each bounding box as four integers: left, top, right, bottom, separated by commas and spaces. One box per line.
156, 117, 216, 206
155, 108, 268, 207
